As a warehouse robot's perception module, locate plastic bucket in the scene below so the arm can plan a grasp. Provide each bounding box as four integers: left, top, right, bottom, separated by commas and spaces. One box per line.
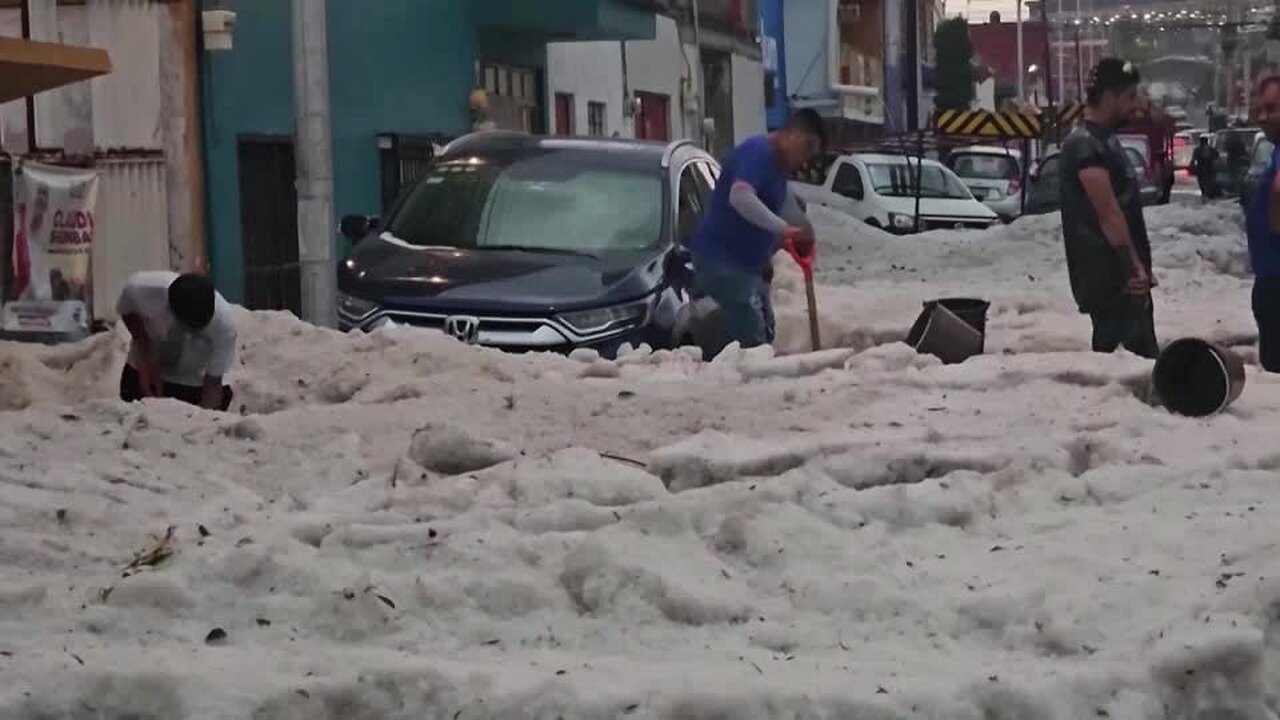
1152, 338, 1246, 417
906, 298, 990, 365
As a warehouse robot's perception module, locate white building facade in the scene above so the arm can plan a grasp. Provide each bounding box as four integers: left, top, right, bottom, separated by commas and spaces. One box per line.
546, 9, 766, 155
0, 0, 204, 319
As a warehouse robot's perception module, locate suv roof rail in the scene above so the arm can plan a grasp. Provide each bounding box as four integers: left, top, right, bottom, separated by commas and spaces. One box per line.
441, 130, 532, 156
662, 139, 700, 168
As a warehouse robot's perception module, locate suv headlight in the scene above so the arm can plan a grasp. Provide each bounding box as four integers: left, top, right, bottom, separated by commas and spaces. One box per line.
888, 212, 916, 231
338, 293, 379, 320
558, 300, 649, 335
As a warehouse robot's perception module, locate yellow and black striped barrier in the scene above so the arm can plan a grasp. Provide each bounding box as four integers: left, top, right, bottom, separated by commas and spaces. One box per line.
1054, 102, 1085, 126
934, 109, 1042, 139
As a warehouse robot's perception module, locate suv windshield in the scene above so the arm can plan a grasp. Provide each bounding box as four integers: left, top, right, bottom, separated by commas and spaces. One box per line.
386, 150, 665, 254
947, 152, 1019, 180
867, 162, 972, 199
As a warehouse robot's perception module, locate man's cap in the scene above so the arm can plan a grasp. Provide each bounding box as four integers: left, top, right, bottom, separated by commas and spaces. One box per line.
1087, 58, 1140, 96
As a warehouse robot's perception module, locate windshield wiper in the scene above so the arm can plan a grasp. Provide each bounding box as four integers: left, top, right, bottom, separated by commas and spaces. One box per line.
478, 244, 598, 259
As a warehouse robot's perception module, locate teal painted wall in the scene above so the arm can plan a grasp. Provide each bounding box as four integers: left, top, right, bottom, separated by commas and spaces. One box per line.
200, 0, 475, 302
327, 0, 477, 223
199, 0, 294, 302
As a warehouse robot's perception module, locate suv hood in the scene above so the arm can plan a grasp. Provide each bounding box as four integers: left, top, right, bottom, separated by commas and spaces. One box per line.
338, 234, 666, 314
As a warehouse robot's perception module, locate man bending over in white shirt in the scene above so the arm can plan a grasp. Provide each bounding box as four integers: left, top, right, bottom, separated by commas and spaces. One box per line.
116, 271, 237, 411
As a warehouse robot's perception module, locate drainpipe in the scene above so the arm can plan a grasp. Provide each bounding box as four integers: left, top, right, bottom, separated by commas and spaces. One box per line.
291, 0, 336, 327
691, 0, 705, 147
621, 39, 630, 137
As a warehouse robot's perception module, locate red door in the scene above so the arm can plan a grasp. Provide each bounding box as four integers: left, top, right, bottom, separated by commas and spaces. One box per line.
635, 92, 670, 141
554, 93, 574, 136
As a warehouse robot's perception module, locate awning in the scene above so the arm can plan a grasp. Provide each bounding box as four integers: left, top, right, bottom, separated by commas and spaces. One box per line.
0, 36, 111, 105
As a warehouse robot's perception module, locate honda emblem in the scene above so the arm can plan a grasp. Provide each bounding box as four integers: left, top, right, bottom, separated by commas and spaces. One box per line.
443, 315, 480, 345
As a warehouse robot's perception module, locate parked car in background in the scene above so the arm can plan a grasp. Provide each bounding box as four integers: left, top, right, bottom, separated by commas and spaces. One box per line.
1240, 131, 1274, 210
1123, 146, 1161, 206
1118, 134, 1170, 204
791, 152, 998, 233
1173, 129, 1206, 170
1024, 147, 1157, 215
1213, 127, 1261, 197
337, 132, 720, 358
944, 145, 1025, 222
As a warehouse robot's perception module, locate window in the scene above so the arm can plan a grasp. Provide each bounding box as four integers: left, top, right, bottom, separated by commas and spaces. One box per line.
554, 93, 575, 135
831, 162, 864, 199
947, 153, 1020, 181
866, 162, 971, 199
587, 102, 606, 137
676, 164, 713, 244
386, 150, 664, 255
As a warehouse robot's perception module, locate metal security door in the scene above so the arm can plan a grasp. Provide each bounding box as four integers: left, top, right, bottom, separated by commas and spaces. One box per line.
635, 91, 670, 141
236, 136, 301, 315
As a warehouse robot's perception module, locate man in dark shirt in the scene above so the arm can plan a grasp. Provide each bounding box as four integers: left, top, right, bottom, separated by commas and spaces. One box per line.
1246, 75, 1280, 371
1058, 58, 1158, 359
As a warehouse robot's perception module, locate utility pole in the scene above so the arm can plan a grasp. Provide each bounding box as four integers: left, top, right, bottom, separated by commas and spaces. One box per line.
291, 0, 337, 327
905, 0, 920, 131
1039, 0, 1056, 139
1055, 0, 1064, 103
1016, 0, 1025, 102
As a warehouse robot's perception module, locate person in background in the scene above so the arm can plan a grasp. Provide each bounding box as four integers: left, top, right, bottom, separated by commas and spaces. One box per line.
1190, 135, 1219, 201
1226, 131, 1249, 197
1058, 58, 1158, 359
117, 271, 237, 411
692, 109, 824, 350
1246, 75, 1280, 372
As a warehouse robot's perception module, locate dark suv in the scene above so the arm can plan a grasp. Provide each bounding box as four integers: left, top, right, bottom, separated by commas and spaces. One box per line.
336, 132, 722, 358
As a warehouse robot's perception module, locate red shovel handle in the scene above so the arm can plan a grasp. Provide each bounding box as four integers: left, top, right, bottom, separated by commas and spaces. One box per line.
782, 236, 815, 280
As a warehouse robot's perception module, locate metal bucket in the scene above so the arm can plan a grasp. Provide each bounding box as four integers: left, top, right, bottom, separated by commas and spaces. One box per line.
906, 298, 990, 365
1152, 338, 1247, 417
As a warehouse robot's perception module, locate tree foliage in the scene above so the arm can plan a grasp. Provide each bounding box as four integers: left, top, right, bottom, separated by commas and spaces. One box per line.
934, 17, 976, 111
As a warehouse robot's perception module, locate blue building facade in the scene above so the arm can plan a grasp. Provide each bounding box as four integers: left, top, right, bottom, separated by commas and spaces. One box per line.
197, 0, 657, 308
759, 0, 789, 130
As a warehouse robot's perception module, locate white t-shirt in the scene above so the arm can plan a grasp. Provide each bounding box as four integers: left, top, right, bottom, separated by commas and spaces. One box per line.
116, 271, 237, 387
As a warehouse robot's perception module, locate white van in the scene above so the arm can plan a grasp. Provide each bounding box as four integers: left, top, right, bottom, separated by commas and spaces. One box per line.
791, 153, 998, 233
945, 145, 1025, 222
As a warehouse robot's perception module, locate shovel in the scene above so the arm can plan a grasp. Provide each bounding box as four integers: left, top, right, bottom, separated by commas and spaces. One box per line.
783, 238, 820, 352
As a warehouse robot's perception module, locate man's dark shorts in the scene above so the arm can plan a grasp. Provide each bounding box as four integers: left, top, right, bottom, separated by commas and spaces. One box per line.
1088, 295, 1159, 359
120, 365, 234, 411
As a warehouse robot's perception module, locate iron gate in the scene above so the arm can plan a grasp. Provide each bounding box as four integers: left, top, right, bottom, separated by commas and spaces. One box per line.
378, 132, 451, 213
236, 136, 301, 315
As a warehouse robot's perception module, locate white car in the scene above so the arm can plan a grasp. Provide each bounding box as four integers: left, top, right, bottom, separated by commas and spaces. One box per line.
945, 145, 1025, 222
791, 153, 998, 234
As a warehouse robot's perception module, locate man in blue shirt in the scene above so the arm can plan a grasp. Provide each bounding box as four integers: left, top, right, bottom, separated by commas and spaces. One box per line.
1246, 75, 1280, 372
692, 109, 825, 350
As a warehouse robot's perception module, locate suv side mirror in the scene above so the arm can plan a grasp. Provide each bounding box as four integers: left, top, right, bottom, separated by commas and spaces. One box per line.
663, 246, 694, 293
339, 214, 379, 242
